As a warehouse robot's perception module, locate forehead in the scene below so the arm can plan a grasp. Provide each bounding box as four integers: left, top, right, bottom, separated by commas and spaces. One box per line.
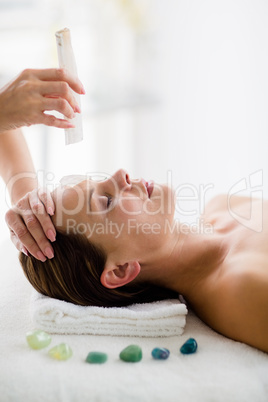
53, 180, 91, 206
51, 180, 95, 228
59, 173, 108, 186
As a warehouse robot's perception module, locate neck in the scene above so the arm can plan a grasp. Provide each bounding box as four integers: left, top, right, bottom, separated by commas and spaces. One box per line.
142, 220, 228, 298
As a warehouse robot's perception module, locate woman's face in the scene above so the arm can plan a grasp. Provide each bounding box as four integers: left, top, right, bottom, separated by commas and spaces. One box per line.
52, 169, 175, 260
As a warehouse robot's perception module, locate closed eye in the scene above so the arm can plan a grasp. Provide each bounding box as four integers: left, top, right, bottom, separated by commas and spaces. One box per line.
106, 195, 112, 208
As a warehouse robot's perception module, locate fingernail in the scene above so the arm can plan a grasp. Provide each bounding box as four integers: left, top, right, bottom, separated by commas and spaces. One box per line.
37, 251, 47, 262
67, 122, 75, 128
47, 229, 56, 242
48, 207, 54, 216
22, 247, 29, 256
75, 104, 81, 113
45, 247, 54, 259
80, 86, 86, 95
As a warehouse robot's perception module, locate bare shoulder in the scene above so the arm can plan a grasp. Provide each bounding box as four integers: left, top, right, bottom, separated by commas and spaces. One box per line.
203, 194, 251, 215
199, 266, 268, 353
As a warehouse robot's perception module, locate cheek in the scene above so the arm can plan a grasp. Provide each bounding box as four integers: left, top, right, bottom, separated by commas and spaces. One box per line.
146, 186, 175, 217
116, 198, 144, 217
114, 189, 175, 222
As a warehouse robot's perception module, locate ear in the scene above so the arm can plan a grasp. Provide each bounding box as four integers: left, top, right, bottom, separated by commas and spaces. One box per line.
100, 261, 141, 289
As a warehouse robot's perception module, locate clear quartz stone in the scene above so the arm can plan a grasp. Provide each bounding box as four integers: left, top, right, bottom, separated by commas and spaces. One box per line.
26, 330, 51, 350
48, 343, 73, 360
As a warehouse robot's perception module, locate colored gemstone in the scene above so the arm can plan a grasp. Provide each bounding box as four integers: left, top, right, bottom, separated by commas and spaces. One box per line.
48, 343, 72, 360
119, 345, 142, 363
86, 352, 108, 364
151, 347, 170, 360
180, 338, 198, 354
26, 330, 51, 350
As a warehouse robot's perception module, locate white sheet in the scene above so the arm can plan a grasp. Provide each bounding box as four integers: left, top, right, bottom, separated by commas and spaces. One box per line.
0, 239, 267, 402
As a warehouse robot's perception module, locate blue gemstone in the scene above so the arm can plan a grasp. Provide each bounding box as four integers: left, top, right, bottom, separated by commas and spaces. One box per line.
180, 338, 198, 354
151, 347, 170, 360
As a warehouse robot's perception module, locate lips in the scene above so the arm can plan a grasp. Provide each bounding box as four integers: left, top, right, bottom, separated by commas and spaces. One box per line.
146, 181, 154, 198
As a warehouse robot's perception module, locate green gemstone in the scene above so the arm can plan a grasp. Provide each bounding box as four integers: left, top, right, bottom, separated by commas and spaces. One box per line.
26, 330, 51, 350
48, 343, 72, 360
119, 345, 142, 363
86, 352, 108, 364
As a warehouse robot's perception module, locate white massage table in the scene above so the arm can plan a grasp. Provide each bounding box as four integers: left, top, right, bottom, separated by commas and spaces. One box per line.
0, 238, 267, 402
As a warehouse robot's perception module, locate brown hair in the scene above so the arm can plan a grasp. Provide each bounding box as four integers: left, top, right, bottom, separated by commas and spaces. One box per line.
19, 231, 177, 307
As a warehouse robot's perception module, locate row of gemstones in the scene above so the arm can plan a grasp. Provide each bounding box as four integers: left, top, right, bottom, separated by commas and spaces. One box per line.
26, 330, 198, 362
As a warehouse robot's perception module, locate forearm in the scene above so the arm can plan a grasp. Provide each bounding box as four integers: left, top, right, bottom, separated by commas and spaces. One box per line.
3, 128, 56, 262
0, 128, 37, 204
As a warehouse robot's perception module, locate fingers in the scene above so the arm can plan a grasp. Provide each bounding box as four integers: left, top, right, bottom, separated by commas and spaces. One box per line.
5, 208, 47, 262
29, 189, 56, 243
38, 187, 55, 216
34, 188, 57, 244
4, 68, 84, 130
33, 68, 85, 95
40, 114, 75, 129
25, 191, 55, 259
41, 81, 81, 113
5, 189, 57, 262
43, 97, 75, 120
18, 68, 84, 129
10, 228, 29, 256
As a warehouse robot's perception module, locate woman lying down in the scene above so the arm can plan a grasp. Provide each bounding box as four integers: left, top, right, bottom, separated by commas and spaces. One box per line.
10, 168, 267, 354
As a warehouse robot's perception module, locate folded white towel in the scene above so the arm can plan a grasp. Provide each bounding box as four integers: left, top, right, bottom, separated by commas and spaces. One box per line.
30, 290, 188, 337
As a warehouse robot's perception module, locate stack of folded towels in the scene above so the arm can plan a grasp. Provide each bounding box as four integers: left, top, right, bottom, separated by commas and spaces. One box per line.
30, 290, 188, 337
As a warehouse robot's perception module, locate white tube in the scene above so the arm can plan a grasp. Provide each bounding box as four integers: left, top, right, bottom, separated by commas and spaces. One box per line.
55, 28, 83, 145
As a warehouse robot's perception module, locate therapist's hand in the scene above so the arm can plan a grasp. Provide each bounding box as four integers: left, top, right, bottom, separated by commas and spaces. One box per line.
5, 188, 56, 261
0, 68, 85, 133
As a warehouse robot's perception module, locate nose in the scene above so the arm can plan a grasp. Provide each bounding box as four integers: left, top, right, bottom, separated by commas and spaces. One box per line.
111, 169, 131, 190
100, 169, 131, 196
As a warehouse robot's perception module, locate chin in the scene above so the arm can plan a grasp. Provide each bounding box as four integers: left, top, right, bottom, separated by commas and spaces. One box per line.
155, 184, 176, 218
165, 184, 176, 213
